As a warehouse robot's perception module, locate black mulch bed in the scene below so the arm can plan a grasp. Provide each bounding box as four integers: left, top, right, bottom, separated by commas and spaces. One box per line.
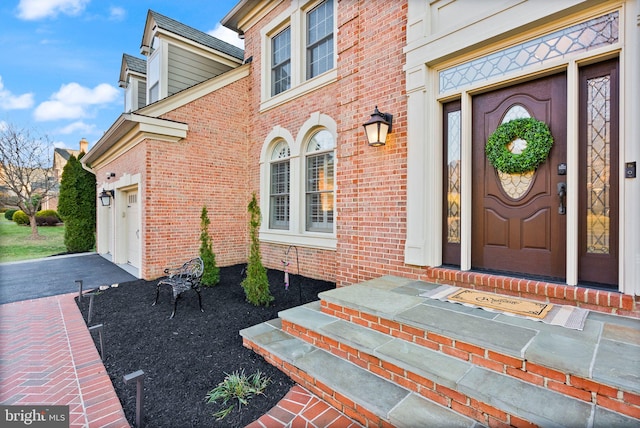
75, 264, 334, 428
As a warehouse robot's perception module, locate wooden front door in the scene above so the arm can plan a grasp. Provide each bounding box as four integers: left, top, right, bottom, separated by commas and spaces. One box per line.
472, 73, 567, 279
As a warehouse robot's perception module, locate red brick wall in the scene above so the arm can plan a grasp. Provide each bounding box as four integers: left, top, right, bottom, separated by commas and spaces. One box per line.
241, 2, 341, 283
239, 0, 409, 286
93, 77, 250, 280
334, 1, 409, 286
144, 77, 250, 278
96, 0, 411, 285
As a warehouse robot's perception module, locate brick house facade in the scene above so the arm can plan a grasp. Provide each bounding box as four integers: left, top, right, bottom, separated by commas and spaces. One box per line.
83, 0, 640, 303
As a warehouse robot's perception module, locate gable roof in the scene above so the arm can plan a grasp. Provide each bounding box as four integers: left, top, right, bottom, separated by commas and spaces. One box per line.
54, 147, 77, 162
119, 53, 147, 87
123, 53, 147, 75
143, 10, 244, 61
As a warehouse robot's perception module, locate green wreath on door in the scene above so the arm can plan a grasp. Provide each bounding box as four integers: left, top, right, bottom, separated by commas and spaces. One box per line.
486, 117, 554, 174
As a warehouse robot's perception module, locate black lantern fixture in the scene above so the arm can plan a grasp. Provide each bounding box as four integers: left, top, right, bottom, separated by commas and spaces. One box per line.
99, 189, 114, 207
363, 106, 393, 147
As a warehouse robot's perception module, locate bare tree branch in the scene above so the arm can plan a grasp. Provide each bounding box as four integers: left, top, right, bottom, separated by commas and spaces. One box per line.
0, 122, 55, 238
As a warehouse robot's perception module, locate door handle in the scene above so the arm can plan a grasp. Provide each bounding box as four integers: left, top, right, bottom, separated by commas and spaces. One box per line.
557, 182, 566, 215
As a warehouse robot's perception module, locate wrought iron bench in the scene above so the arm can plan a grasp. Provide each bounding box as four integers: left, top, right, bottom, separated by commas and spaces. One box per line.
152, 257, 204, 319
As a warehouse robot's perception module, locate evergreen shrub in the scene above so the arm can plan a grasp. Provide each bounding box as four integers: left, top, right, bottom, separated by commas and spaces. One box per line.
58, 154, 96, 252
199, 205, 220, 287
12, 210, 29, 225
240, 193, 273, 306
4, 209, 17, 221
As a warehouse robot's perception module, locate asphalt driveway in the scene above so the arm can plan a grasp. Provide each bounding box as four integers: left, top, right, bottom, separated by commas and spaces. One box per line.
0, 253, 137, 304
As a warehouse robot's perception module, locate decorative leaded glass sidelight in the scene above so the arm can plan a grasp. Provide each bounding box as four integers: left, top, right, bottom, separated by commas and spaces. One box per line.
585, 75, 611, 254
439, 12, 619, 93
446, 110, 461, 244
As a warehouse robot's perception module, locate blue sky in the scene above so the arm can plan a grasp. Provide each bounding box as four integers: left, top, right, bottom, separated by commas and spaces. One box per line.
0, 0, 244, 151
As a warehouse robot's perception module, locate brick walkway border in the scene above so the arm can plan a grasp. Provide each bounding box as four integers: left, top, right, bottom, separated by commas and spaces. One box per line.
0, 293, 128, 428
0, 293, 357, 428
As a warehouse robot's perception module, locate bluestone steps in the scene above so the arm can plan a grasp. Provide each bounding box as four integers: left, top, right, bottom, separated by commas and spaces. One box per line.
241, 276, 640, 427
241, 319, 483, 428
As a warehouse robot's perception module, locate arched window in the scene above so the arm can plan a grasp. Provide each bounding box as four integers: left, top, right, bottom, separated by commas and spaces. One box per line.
269, 140, 291, 229
305, 130, 334, 232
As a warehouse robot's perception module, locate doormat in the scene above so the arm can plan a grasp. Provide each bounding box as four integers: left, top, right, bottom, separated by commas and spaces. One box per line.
421, 285, 589, 330
448, 289, 553, 318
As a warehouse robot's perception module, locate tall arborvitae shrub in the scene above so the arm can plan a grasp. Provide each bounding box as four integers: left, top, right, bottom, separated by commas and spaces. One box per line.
58, 153, 96, 252
199, 205, 219, 286
241, 193, 273, 306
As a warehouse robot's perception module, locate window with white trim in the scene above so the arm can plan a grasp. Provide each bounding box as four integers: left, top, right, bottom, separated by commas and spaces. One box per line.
271, 28, 291, 96
147, 36, 161, 104
269, 140, 291, 229
262, 0, 336, 106
306, 0, 334, 79
305, 130, 334, 232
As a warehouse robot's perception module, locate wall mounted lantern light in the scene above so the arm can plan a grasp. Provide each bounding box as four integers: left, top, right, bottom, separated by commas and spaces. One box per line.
99, 189, 114, 207
363, 106, 393, 147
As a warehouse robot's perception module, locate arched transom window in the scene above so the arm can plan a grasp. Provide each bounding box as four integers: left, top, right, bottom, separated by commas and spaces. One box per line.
269, 140, 291, 229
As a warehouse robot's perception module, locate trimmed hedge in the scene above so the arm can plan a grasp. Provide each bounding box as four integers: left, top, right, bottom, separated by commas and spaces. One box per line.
4, 209, 17, 221
36, 209, 61, 226
12, 210, 29, 225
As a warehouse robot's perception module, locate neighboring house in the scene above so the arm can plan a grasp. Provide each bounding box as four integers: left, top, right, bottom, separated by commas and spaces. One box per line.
42, 138, 88, 211
82, 1, 639, 300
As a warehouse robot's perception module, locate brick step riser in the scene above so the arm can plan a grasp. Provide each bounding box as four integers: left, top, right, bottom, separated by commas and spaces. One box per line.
301, 301, 640, 420
427, 267, 640, 318
242, 338, 393, 428
277, 320, 535, 428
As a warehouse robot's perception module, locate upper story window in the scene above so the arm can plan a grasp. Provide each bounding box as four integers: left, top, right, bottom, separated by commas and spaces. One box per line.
305, 130, 334, 233
271, 28, 291, 96
124, 76, 134, 112
306, 0, 333, 79
147, 36, 161, 103
269, 140, 291, 229
261, 0, 337, 108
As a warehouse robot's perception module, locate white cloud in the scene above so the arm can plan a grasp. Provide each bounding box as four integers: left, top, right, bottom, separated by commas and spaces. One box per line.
109, 6, 126, 21
208, 24, 245, 50
0, 76, 35, 110
53, 140, 70, 149
34, 82, 119, 121
55, 120, 96, 135
17, 0, 90, 20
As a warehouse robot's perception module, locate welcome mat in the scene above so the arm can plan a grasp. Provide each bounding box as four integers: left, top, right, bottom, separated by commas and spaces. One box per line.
421, 285, 589, 330
448, 289, 553, 318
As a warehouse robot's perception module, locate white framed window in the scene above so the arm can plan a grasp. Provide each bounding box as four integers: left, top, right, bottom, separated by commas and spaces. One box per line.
147, 36, 161, 104
261, 0, 337, 109
306, 0, 333, 79
124, 76, 134, 112
259, 113, 337, 249
269, 140, 291, 229
271, 27, 291, 96
305, 130, 334, 232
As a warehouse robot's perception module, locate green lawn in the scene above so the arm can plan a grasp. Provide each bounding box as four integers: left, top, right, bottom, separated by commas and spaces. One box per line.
0, 217, 67, 263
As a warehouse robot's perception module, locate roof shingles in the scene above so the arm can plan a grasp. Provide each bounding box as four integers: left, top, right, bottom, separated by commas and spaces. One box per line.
149, 10, 244, 60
